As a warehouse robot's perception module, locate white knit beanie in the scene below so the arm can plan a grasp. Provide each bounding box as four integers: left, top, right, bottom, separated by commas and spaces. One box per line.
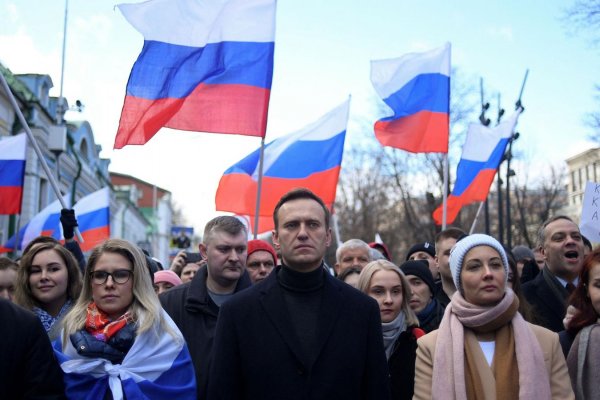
448, 233, 509, 294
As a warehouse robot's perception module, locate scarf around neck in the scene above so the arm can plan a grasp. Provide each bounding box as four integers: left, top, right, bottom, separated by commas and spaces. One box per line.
33, 299, 72, 332
85, 301, 133, 343
382, 311, 406, 360
432, 289, 551, 400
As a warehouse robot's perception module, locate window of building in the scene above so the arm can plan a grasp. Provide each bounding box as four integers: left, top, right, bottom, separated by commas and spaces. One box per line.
38, 179, 48, 211
79, 138, 89, 163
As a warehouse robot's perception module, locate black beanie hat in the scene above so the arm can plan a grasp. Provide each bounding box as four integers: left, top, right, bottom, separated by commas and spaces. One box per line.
405, 241, 436, 261
400, 259, 435, 295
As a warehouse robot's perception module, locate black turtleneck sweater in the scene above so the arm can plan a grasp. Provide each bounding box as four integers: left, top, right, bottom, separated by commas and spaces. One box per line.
277, 264, 325, 367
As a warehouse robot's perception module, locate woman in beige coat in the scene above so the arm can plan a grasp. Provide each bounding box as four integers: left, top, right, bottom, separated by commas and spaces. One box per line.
413, 234, 573, 400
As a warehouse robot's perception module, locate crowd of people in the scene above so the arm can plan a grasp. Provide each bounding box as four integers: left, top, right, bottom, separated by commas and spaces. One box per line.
1, 188, 598, 399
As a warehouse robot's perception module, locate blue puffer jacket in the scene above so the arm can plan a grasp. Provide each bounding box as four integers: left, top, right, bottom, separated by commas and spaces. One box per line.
70, 323, 136, 364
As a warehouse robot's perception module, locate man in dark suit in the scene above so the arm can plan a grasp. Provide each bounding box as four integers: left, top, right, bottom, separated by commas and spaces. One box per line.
208, 188, 390, 400
0, 298, 65, 399
522, 215, 584, 332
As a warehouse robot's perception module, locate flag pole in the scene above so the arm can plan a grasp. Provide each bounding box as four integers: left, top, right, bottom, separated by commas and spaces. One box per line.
442, 154, 448, 230
12, 214, 21, 254
332, 212, 343, 248
253, 137, 266, 239
0, 71, 83, 242
441, 43, 451, 230
469, 202, 485, 234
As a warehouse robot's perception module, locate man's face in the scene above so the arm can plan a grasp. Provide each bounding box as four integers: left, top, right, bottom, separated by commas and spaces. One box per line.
0, 268, 16, 301
246, 250, 275, 284
409, 251, 438, 280
334, 247, 370, 275
272, 198, 331, 272
200, 230, 247, 289
435, 237, 457, 281
542, 219, 584, 280
180, 263, 200, 283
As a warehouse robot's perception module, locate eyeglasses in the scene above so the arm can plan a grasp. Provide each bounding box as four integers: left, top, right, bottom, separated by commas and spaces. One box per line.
90, 269, 133, 285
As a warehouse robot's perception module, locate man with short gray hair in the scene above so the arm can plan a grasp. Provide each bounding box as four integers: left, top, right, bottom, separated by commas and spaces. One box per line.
334, 238, 371, 275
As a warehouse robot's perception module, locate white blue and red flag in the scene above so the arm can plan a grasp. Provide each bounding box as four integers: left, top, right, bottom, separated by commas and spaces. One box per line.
0, 133, 27, 214
53, 310, 196, 399
370, 43, 450, 153
215, 99, 350, 233
433, 109, 522, 225
0, 187, 110, 253
72, 187, 111, 251
114, 0, 276, 149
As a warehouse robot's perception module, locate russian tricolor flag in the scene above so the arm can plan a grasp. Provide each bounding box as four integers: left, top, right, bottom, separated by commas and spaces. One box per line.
0, 133, 27, 214
433, 110, 522, 225
0, 187, 110, 253
113, 0, 276, 149
73, 187, 111, 251
370, 43, 450, 153
215, 100, 350, 233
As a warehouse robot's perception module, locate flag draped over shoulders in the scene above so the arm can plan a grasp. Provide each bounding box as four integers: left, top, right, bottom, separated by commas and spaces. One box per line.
113, 0, 277, 149
215, 99, 350, 233
433, 110, 522, 225
370, 43, 450, 153
53, 310, 196, 400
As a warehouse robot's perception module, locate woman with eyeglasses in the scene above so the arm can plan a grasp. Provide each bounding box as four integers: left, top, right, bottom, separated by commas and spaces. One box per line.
15, 241, 82, 341
54, 238, 197, 399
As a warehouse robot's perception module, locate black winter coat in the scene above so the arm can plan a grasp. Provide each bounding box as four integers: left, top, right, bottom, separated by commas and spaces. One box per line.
160, 265, 251, 400
388, 326, 422, 400
0, 299, 65, 399
522, 268, 569, 332
207, 265, 391, 400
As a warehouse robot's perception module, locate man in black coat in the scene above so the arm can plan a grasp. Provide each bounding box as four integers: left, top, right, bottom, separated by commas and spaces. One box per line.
0, 298, 65, 399
522, 216, 585, 332
160, 216, 252, 400
208, 189, 390, 400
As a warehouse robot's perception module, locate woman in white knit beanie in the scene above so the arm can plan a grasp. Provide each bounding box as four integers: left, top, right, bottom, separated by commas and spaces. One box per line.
413, 233, 574, 399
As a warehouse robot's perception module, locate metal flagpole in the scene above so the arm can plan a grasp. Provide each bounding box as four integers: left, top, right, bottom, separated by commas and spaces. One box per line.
57, 0, 68, 124
332, 212, 343, 248
441, 44, 451, 230
253, 137, 266, 239
0, 71, 83, 242
12, 214, 20, 254
469, 202, 485, 234
442, 154, 448, 230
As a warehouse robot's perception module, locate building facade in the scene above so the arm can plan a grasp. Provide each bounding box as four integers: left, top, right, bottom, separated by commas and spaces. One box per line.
0, 62, 173, 259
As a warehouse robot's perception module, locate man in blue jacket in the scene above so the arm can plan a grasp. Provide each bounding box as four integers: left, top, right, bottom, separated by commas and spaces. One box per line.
208, 188, 390, 400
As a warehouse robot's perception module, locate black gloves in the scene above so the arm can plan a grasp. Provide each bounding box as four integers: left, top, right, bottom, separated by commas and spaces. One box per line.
60, 209, 78, 240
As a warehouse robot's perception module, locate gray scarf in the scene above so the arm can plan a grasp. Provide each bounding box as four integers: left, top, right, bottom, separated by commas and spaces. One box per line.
381, 311, 406, 360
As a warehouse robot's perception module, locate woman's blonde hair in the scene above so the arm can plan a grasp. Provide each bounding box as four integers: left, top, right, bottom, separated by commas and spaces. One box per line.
15, 242, 82, 311
357, 260, 419, 326
62, 238, 177, 345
